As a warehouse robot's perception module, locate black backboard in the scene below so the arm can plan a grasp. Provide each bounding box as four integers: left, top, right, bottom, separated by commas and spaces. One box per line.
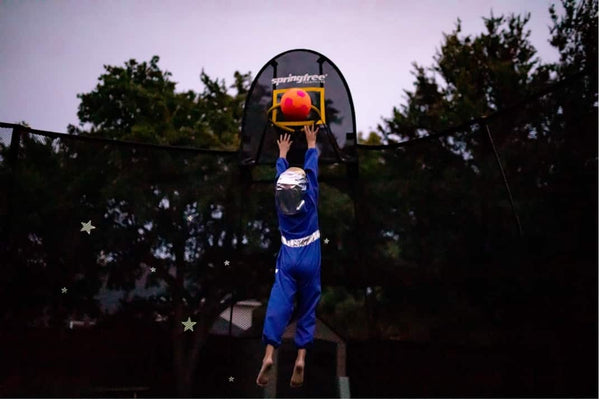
240, 49, 357, 168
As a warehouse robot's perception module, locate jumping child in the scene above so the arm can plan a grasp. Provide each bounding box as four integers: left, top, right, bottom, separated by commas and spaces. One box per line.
256, 124, 321, 388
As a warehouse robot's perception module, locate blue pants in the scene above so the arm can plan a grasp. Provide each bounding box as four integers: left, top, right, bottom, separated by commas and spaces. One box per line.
262, 241, 321, 348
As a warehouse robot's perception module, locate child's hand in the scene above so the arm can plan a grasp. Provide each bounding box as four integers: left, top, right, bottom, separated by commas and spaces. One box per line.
304, 125, 319, 149
277, 133, 293, 158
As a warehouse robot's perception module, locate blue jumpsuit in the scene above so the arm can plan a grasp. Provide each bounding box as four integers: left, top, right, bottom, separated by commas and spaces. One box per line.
262, 148, 321, 349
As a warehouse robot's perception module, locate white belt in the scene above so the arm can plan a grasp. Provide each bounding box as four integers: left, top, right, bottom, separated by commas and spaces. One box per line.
281, 230, 320, 248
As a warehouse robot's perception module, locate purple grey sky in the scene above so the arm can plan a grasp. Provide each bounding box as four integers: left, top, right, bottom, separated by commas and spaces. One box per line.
0, 0, 560, 138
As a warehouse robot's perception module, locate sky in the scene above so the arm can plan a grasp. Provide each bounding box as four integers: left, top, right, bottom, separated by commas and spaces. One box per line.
0, 0, 561, 138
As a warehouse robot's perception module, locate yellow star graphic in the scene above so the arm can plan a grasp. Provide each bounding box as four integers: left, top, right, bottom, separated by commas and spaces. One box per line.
80, 220, 96, 235
181, 317, 197, 332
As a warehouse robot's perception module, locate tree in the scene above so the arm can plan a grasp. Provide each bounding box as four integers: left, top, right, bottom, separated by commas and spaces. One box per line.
342, 4, 598, 395
72, 56, 263, 396
363, 1, 597, 355
0, 56, 265, 396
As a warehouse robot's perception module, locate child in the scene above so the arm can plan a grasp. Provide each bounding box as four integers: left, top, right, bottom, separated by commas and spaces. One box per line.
256, 124, 321, 388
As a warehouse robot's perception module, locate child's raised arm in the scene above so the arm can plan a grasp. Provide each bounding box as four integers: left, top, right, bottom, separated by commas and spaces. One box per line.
276, 133, 292, 178
304, 125, 317, 149
277, 133, 293, 159
302, 125, 319, 204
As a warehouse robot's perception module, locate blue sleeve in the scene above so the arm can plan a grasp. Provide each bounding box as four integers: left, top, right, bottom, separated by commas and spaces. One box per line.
275, 157, 289, 180
303, 148, 319, 205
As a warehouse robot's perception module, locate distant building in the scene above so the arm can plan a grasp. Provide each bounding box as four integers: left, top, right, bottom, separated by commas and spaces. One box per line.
209, 299, 262, 337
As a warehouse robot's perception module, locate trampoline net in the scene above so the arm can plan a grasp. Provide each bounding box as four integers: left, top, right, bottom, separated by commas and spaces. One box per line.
0, 71, 596, 396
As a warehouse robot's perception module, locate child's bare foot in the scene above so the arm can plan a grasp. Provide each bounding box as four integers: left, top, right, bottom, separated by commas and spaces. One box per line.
290, 360, 304, 388
256, 358, 273, 387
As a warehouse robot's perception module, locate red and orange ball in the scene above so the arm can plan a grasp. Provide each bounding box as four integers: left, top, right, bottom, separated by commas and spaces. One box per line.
280, 88, 312, 119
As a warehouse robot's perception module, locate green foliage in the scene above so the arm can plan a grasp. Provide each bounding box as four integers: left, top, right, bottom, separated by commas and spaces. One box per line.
1, 56, 258, 395
73, 56, 252, 152
550, 0, 598, 76
342, 0, 599, 344
318, 286, 369, 339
